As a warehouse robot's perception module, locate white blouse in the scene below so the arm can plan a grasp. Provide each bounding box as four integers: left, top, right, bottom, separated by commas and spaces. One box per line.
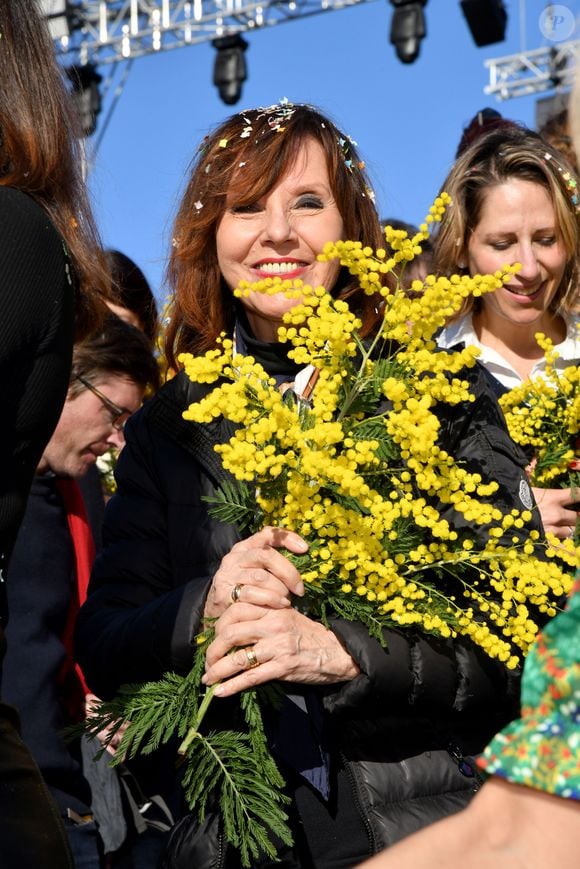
437, 314, 580, 389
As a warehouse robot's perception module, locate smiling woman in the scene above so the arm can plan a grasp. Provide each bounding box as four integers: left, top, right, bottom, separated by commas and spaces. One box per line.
164, 102, 383, 365
74, 102, 551, 869
465, 179, 567, 356
435, 125, 580, 537
216, 137, 344, 340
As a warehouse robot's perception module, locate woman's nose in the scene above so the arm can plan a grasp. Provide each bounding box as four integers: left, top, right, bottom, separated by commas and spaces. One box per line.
261, 205, 295, 244
516, 242, 541, 281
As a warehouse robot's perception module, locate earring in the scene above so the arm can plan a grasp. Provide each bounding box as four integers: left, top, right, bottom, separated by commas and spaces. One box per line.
457, 260, 467, 269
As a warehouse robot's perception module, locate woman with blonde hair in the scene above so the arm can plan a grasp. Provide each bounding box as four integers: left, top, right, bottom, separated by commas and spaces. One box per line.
436, 125, 580, 538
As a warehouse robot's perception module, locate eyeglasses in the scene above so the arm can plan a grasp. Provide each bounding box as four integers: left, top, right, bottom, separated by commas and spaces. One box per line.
76, 375, 132, 431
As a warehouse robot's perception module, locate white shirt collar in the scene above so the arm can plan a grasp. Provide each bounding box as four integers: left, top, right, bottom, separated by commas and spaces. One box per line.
438, 313, 580, 390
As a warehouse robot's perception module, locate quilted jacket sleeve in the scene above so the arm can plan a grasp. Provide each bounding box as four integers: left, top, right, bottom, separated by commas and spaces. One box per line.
324, 617, 519, 720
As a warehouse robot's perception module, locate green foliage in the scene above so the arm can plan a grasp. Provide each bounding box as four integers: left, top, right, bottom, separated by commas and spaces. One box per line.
180, 726, 291, 866
83, 634, 292, 867
344, 355, 406, 417
202, 479, 259, 533
300, 585, 387, 645
351, 417, 400, 464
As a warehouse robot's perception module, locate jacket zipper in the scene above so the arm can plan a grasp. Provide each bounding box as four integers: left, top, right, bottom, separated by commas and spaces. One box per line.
339, 751, 376, 857
216, 826, 226, 869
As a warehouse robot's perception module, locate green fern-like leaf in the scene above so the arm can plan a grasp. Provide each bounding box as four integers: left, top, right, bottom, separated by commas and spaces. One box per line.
240, 690, 286, 789
346, 356, 407, 416
352, 417, 400, 463
81, 634, 212, 763
81, 664, 203, 764
203, 480, 259, 532
180, 728, 292, 866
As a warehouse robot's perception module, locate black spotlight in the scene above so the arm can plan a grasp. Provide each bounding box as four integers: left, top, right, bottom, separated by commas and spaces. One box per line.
212, 35, 248, 106
67, 63, 103, 137
460, 0, 507, 47
389, 0, 428, 64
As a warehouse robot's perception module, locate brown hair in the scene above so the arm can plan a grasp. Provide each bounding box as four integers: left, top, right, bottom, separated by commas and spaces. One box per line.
0, 0, 109, 338
539, 109, 578, 173
435, 125, 580, 320
165, 103, 384, 368
107, 250, 159, 344
70, 316, 160, 397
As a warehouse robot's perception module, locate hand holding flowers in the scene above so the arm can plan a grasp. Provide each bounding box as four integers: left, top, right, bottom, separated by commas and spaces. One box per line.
500, 332, 580, 542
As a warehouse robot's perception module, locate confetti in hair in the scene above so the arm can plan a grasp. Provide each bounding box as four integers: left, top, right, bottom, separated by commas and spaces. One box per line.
544, 152, 580, 213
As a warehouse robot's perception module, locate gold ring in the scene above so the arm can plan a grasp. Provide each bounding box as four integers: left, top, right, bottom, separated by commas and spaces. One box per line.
245, 647, 259, 668
231, 583, 243, 603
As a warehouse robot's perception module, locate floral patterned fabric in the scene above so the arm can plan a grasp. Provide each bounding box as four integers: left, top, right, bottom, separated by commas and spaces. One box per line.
478, 581, 580, 799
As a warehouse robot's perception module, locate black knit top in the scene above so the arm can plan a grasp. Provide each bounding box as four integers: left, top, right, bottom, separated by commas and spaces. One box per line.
0, 187, 74, 627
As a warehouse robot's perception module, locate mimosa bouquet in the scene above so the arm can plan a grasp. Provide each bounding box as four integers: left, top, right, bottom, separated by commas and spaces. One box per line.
83, 209, 577, 865
499, 332, 580, 540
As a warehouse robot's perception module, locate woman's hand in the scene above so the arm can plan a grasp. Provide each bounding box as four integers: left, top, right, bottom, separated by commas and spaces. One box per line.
202, 603, 360, 697
532, 487, 579, 539
85, 693, 128, 757
203, 526, 308, 620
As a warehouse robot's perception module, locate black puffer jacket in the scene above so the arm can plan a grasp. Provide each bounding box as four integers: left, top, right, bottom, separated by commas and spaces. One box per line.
76, 366, 539, 866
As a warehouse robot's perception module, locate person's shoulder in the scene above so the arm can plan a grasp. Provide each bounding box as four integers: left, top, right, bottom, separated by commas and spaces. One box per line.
0, 186, 51, 225
562, 314, 580, 359
146, 370, 216, 412
437, 314, 474, 350
119, 372, 209, 481
0, 186, 62, 254
142, 371, 192, 414
127, 371, 194, 440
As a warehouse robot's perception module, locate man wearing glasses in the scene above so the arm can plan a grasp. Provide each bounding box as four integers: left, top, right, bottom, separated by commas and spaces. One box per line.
37, 327, 156, 480
0, 316, 160, 868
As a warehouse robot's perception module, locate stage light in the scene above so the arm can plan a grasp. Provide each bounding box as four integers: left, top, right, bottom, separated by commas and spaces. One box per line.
212, 35, 249, 106
460, 0, 507, 47
67, 64, 103, 137
388, 0, 428, 64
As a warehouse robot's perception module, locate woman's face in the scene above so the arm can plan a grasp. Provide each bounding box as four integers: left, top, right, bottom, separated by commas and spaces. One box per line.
466, 178, 568, 330
216, 137, 345, 341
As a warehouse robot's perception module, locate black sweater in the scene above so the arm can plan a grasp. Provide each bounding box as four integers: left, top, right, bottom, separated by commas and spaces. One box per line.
0, 186, 74, 640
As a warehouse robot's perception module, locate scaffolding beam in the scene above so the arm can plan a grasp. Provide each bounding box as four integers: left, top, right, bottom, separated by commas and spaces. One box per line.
48, 0, 378, 66
485, 40, 579, 100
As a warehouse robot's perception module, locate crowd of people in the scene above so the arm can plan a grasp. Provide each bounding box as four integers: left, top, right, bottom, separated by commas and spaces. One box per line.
1, 1, 579, 866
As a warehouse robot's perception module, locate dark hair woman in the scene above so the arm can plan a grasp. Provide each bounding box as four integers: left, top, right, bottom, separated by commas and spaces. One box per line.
76, 103, 539, 868
0, 2, 108, 866
106, 249, 159, 345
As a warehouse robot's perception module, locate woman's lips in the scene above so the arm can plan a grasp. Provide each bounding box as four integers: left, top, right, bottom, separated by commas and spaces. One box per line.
252, 260, 308, 277
504, 283, 544, 301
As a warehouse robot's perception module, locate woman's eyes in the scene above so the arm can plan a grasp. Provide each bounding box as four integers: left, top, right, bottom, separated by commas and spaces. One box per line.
295, 195, 324, 209
230, 203, 261, 214
229, 195, 324, 214
489, 235, 557, 250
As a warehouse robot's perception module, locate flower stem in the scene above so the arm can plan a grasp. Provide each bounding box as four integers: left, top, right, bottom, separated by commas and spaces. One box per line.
178, 683, 217, 755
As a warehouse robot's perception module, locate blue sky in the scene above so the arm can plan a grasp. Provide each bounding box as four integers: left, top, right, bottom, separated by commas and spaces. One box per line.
85, 0, 576, 302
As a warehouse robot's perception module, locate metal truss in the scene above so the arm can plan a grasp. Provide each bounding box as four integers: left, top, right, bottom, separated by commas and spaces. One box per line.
485, 40, 579, 100
51, 0, 377, 66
